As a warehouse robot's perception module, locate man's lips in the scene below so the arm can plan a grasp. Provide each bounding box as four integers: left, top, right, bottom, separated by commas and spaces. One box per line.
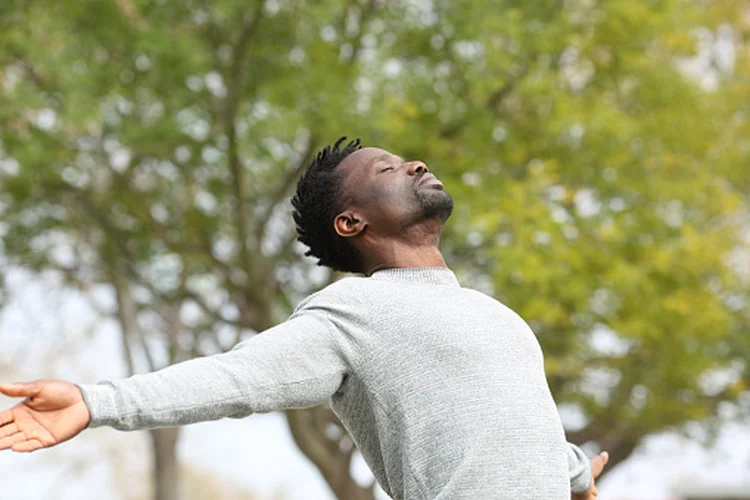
418, 173, 444, 188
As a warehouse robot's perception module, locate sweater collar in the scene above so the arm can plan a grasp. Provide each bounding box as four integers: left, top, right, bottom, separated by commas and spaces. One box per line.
369, 267, 460, 287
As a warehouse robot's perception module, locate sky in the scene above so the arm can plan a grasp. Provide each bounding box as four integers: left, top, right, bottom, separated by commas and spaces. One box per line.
0, 268, 749, 500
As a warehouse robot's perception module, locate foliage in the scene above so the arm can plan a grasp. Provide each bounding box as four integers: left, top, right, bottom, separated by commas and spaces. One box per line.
0, 0, 748, 497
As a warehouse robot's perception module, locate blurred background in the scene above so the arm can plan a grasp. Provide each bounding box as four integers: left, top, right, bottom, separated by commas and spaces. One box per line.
0, 0, 748, 499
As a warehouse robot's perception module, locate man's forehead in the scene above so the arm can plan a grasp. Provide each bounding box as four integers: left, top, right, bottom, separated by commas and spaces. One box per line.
338, 147, 393, 171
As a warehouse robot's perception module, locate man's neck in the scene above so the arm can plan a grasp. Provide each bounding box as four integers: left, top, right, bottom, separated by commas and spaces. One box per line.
363, 241, 447, 276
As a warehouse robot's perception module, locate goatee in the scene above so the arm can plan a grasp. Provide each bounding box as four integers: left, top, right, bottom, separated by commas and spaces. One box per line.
417, 189, 454, 223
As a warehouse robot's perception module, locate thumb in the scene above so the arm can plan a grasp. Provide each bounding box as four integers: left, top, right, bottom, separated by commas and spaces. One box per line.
591, 451, 609, 479
0, 381, 43, 398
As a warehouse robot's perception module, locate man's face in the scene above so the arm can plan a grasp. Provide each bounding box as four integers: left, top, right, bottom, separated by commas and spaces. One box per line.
335, 147, 454, 238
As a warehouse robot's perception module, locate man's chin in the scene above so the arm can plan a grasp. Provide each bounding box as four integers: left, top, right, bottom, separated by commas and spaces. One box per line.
420, 190, 454, 223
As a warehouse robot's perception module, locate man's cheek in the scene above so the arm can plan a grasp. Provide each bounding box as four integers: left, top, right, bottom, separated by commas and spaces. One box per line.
366, 185, 400, 207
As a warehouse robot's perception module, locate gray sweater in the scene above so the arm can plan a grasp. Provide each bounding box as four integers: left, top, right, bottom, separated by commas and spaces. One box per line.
79, 268, 592, 499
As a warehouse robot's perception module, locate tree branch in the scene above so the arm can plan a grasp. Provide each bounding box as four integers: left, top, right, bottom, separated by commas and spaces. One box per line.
224, 4, 265, 281
111, 261, 146, 375
254, 137, 317, 247
180, 289, 253, 329
487, 60, 531, 110
121, 268, 159, 372
285, 407, 374, 500
272, 226, 302, 263
596, 436, 639, 480
338, 0, 380, 66
566, 422, 601, 445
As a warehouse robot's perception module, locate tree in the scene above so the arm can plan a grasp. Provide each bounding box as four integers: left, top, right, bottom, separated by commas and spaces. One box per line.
0, 0, 747, 498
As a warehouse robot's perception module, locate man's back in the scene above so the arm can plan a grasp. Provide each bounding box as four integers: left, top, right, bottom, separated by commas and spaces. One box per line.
304, 268, 570, 499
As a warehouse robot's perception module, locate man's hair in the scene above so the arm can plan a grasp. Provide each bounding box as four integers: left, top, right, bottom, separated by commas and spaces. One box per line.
291, 136, 364, 273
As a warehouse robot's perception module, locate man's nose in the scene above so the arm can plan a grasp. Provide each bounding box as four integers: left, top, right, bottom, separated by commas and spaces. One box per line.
407, 161, 429, 175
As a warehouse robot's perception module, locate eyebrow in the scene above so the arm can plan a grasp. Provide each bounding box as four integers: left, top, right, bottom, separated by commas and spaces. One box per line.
367, 154, 404, 168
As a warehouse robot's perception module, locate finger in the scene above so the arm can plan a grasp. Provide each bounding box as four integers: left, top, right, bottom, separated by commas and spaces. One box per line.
12, 438, 45, 453
0, 431, 26, 451
0, 382, 42, 399
0, 422, 18, 438
590, 451, 609, 478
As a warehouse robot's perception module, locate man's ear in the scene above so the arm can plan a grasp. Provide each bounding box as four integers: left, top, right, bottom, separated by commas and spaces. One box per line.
334, 210, 366, 238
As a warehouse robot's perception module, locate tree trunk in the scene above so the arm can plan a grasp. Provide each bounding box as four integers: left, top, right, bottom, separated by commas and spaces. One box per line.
329, 474, 375, 500
149, 427, 182, 500
286, 407, 375, 500
596, 437, 639, 481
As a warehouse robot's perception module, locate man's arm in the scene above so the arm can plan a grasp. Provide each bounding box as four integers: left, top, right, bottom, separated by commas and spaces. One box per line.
80, 312, 347, 430
0, 310, 349, 451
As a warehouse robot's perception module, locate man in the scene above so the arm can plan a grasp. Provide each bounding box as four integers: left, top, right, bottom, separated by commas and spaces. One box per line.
0, 138, 607, 499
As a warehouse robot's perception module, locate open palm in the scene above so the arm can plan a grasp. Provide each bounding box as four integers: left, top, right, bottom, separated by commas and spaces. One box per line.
0, 380, 90, 453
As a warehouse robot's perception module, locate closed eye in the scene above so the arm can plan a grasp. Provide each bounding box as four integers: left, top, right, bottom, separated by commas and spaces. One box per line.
379, 166, 394, 173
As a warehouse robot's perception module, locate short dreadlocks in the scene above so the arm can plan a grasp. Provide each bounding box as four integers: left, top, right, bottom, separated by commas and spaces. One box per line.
291, 137, 365, 273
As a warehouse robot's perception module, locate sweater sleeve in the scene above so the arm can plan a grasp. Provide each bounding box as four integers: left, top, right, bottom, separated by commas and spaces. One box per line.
567, 442, 593, 493
77, 311, 347, 431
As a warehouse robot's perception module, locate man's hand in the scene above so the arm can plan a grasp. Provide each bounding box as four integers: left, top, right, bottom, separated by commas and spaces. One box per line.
0, 380, 90, 453
572, 451, 609, 500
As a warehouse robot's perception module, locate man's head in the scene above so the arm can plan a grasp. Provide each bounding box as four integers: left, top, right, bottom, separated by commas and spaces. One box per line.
291, 137, 453, 274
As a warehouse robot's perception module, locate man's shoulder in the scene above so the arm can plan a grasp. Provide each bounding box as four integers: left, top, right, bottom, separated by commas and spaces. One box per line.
293, 275, 372, 312
320, 275, 372, 296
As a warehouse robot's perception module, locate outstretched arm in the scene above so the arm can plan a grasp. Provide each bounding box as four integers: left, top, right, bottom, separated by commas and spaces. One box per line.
0, 310, 349, 451
79, 312, 347, 430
